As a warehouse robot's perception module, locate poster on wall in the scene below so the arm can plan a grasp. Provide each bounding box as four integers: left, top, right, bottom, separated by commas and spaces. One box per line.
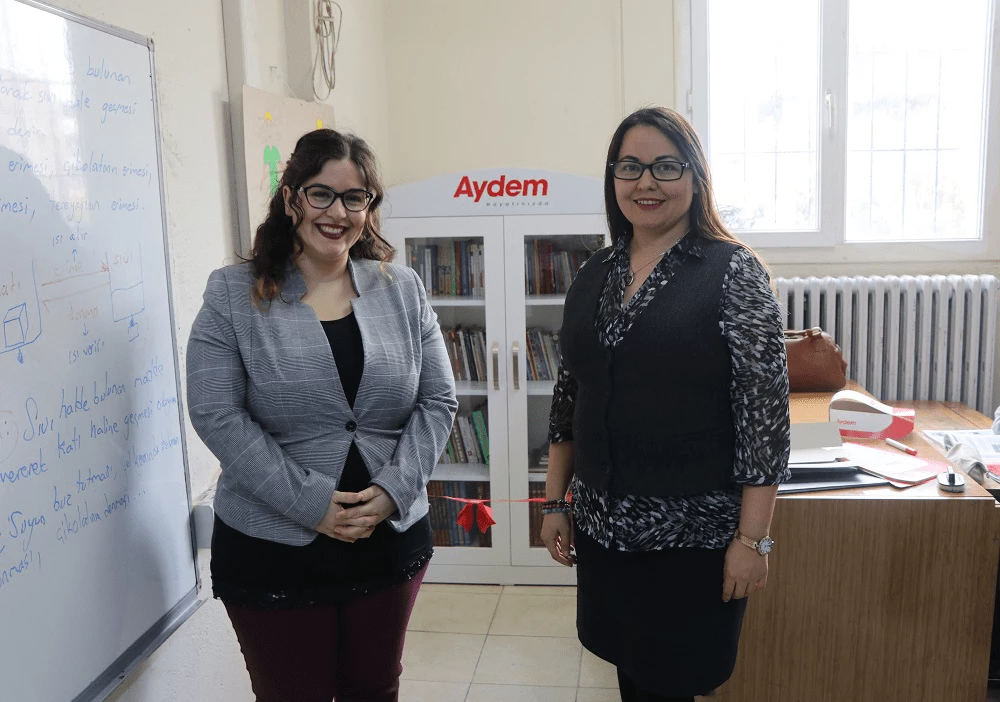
242, 85, 336, 233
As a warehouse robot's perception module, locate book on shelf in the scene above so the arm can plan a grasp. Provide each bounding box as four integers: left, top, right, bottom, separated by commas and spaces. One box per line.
405, 240, 484, 297
439, 412, 490, 466
524, 240, 595, 296
472, 410, 490, 465
525, 329, 561, 381
441, 326, 487, 383
457, 414, 480, 463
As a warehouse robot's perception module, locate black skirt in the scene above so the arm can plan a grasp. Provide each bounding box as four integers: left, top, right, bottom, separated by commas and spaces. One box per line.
574, 527, 748, 697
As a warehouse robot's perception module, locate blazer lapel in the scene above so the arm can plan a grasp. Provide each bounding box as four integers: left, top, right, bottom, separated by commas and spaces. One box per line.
282, 261, 351, 412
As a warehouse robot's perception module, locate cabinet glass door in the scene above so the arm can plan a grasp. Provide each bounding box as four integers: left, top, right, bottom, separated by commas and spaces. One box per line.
383, 217, 510, 568
503, 215, 608, 568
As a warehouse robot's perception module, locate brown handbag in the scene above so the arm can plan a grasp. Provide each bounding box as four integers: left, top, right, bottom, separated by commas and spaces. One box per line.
783, 327, 848, 392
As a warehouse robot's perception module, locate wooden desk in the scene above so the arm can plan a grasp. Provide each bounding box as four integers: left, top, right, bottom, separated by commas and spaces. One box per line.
715, 388, 1000, 702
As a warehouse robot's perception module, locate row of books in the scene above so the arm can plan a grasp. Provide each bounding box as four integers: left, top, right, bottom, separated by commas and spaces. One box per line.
427, 481, 493, 548
441, 326, 487, 382
440, 410, 490, 466
526, 482, 546, 549
406, 241, 485, 297
524, 241, 593, 295
526, 328, 561, 381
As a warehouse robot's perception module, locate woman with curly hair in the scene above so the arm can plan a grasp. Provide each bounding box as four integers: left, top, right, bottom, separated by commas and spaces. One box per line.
186, 129, 457, 702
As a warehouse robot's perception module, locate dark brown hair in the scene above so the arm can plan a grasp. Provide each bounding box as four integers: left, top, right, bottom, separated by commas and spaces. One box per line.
604, 106, 745, 248
249, 129, 394, 304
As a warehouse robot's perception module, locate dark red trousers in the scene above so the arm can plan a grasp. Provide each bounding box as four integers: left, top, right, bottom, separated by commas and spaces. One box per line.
223, 565, 426, 702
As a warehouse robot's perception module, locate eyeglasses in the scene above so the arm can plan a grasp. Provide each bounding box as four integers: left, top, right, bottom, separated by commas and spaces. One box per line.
609, 160, 690, 182
298, 185, 374, 212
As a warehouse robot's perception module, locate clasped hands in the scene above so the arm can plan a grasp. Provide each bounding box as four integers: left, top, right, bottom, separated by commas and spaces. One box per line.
316, 485, 397, 543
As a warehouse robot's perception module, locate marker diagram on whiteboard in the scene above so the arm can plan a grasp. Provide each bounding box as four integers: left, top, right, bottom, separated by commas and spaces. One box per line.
2, 248, 147, 366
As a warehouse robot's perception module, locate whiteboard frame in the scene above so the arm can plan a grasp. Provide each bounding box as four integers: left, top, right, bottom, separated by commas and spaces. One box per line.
10, 2, 202, 701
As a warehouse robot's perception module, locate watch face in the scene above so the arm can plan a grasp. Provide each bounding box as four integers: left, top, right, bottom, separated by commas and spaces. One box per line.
758, 537, 774, 555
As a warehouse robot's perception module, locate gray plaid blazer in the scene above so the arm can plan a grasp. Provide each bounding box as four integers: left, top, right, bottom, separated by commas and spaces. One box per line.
186, 258, 458, 545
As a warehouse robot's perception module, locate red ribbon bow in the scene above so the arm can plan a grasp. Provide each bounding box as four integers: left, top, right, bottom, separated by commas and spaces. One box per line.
455, 500, 496, 533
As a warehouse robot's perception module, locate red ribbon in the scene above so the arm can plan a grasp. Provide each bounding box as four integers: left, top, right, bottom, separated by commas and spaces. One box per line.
438, 496, 564, 534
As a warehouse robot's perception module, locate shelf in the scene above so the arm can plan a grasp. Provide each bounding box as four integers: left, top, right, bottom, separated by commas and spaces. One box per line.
526, 381, 555, 395
428, 296, 486, 307
455, 381, 488, 396
525, 295, 566, 306
528, 472, 547, 482
431, 463, 490, 482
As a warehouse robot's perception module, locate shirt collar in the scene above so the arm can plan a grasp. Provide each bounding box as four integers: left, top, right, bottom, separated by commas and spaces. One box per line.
603, 230, 703, 264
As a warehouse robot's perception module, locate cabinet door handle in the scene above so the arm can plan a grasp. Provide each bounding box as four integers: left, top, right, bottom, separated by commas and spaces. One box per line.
492, 341, 500, 391
512, 341, 520, 390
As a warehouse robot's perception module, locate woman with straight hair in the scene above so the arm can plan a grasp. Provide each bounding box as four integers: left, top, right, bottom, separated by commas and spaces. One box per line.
187, 128, 457, 702
541, 107, 790, 702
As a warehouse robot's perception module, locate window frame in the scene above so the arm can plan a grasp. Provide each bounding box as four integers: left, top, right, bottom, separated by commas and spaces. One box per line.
676, 0, 1000, 261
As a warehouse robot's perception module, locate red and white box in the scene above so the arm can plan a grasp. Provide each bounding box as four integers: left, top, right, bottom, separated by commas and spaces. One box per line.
828, 390, 915, 440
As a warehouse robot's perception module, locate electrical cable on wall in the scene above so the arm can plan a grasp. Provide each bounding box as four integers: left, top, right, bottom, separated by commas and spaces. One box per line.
313, 0, 342, 101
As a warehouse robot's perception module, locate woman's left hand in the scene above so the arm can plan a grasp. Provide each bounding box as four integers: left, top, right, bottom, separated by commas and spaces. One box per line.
333, 485, 398, 540
722, 538, 768, 602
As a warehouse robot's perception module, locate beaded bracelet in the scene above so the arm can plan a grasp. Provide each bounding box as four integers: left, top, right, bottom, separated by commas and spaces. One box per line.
541, 505, 572, 515
542, 499, 571, 510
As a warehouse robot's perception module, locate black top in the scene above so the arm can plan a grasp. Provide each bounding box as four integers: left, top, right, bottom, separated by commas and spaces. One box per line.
211, 312, 433, 607
560, 236, 738, 497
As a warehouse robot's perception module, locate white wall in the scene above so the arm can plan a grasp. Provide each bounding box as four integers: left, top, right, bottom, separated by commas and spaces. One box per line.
381, 0, 627, 185
319, 0, 390, 164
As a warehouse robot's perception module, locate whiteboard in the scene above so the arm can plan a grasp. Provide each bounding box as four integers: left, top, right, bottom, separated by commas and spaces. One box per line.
0, 2, 199, 701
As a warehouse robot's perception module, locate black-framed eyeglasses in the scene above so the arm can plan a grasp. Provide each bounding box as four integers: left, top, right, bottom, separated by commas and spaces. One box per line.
609, 160, 690, 182
298, 184, 374, 212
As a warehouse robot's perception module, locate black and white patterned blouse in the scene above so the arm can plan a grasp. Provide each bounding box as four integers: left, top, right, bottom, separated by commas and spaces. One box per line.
548, 232, 790, 552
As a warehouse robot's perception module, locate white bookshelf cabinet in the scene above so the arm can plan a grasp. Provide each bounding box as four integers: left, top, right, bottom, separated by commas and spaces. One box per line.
384, 169, 608, 584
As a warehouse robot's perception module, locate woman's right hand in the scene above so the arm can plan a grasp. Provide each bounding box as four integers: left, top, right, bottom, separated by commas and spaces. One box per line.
316, 491, 365, 542
541, 512, 576, 567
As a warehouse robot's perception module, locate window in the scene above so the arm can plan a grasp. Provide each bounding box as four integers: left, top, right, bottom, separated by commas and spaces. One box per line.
687, 0, 997, 247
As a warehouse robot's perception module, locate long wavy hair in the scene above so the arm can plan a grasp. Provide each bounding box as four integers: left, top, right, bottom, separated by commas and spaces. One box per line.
249, 128, 394, 305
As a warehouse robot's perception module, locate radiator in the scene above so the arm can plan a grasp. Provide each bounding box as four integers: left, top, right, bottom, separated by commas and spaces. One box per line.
774, 275, 999, 414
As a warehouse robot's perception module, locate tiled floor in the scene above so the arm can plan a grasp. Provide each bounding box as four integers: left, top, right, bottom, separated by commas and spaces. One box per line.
400, 583, 622, 702
404, 584, 1000, 702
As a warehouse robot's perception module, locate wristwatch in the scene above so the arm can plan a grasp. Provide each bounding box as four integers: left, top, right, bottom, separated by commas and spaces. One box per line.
735, 529, 774, 556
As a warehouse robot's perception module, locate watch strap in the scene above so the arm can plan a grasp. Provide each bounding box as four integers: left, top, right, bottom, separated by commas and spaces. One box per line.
734, 529, 771, 555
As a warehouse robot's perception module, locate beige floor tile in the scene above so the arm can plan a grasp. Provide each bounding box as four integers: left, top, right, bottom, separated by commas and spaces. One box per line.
466, 683, 578, 701
576, 688, 622, 702
489, 593, 577, 637
503, 585, 578, 597
408, 589, 500, 634
421, 582, 504, 594
400, 631, 486, 683
473, 635, 581, 687
398, 679, 470, 702
578, 648, 618, 688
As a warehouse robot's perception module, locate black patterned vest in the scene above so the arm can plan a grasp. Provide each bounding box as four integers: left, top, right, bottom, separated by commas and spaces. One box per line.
560, 236, 739, 497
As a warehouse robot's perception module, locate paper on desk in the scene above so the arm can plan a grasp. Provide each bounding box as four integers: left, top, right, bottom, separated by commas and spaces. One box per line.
924, 430, 1000, 475
840, 442, 943, 487
789, 422, 851, 465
